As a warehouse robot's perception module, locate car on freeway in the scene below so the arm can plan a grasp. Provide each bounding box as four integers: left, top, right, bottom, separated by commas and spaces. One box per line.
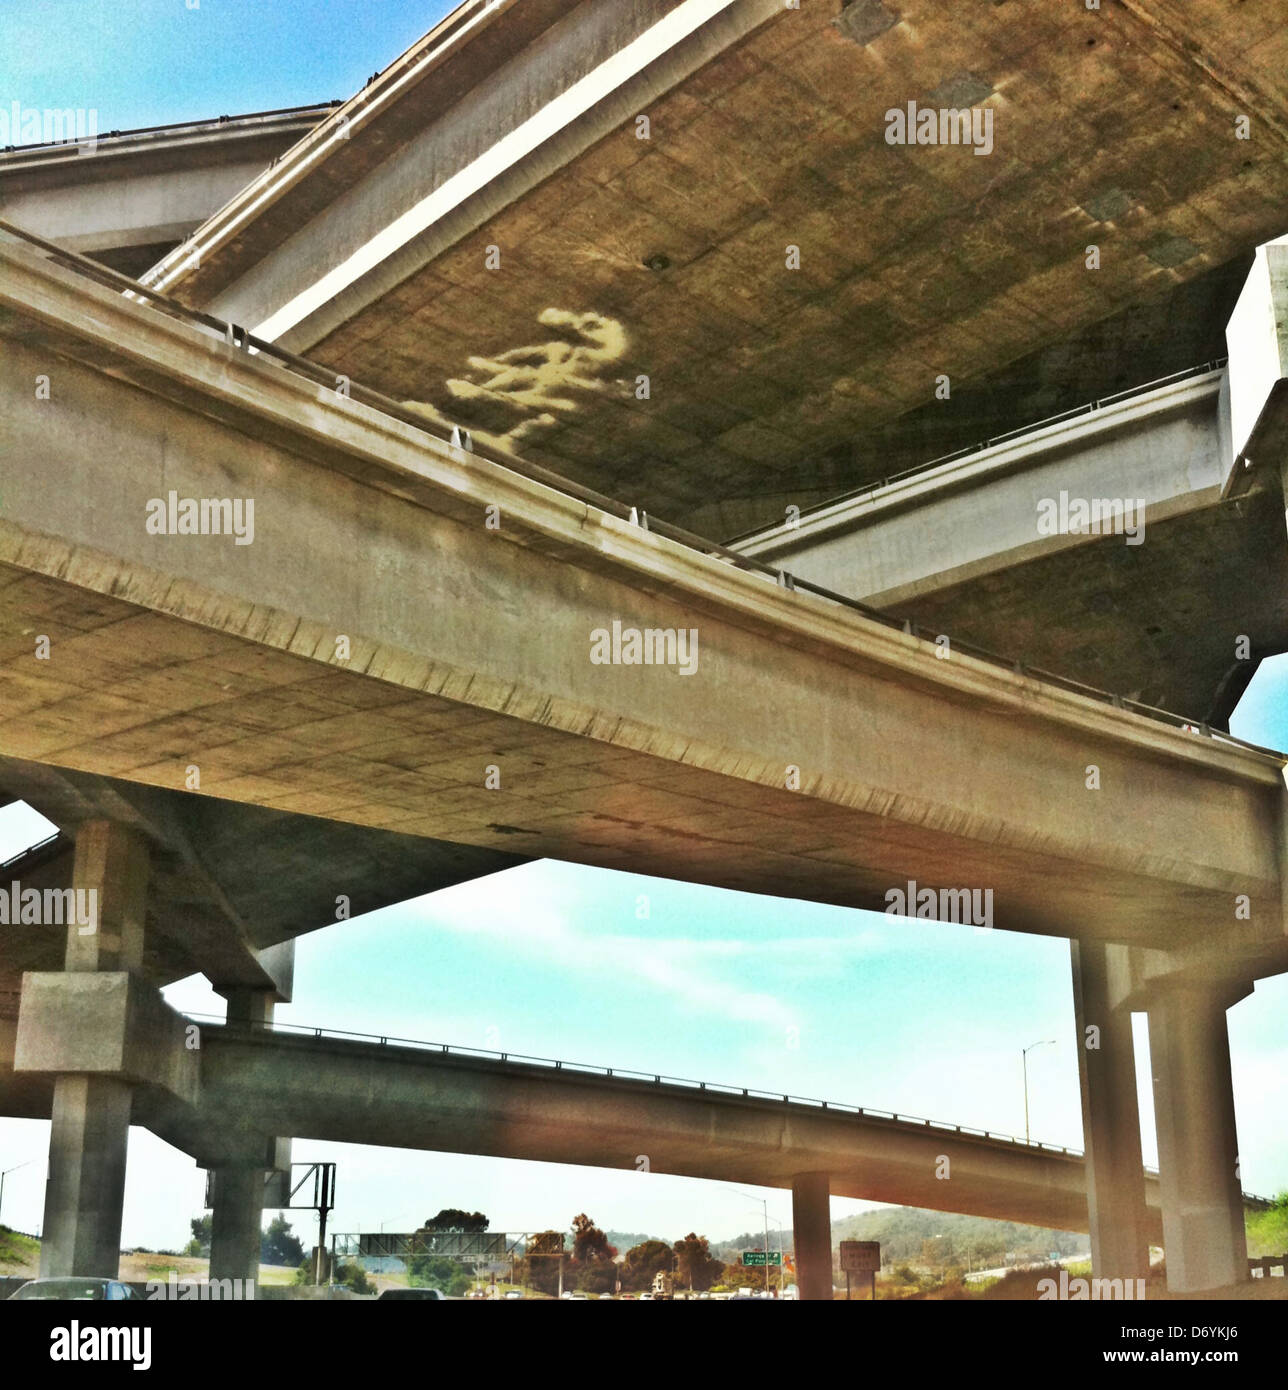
9, 1278, 142, 1301
378, 1287, 447, 1300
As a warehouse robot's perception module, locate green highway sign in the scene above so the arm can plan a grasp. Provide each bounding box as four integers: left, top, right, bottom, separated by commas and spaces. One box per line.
741, 1251, 782, 1266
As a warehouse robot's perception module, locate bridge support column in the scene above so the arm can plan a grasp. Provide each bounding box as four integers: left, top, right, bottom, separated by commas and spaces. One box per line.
209, 1165, 266, 1286
38, 820, 149, 1278
1069, 940, 1149, 1283
40, 1076, 132, 1277
1147, 984, 1248, 1292
791, 1171, 832, 1301
208, 958, 293, 1286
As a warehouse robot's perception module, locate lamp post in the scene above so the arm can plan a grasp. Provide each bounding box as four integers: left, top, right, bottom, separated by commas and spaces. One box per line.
744, 1195, 770, 1294
0, 1159, 36, 1226
1022, 1039, 1056, 1143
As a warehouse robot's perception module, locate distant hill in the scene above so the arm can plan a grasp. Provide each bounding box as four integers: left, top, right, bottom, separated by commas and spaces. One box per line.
830, 1208, 1087, 1268
709, 1208, 1087, 1269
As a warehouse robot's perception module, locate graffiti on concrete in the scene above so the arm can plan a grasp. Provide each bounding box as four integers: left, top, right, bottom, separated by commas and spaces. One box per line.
402, 308, 628, 453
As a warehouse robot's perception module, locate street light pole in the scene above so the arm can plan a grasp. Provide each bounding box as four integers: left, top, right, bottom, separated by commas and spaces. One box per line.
1022, 1039, 1056, 1144
0, 1159, 36, 1227
762, 1201, 770, 1294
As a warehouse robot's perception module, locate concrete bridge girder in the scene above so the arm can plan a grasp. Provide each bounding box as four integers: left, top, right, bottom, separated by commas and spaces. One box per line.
0, 242, 1283, 954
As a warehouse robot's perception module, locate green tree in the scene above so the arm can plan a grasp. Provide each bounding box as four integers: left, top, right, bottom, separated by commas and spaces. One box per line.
519, 1230, 566, 1296
621, 1239, 673, 1292
184, 1214, 212, 1258
422, 1209, 489, 1232
673, 1233, 723, 1292
262, 1215, 305, 1267
332, 1259, 374, 1295
408, 1253, 470, 1296
569, 1214, 617, 1294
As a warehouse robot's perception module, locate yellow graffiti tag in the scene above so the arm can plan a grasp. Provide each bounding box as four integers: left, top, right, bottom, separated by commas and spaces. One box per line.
402, 308, 628, 454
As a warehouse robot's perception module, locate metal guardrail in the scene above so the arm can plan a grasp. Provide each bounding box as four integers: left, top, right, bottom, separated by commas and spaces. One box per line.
187, 1011, 1279, 1206
0, 218, 1279, 762
0, 832, 61, 873
0, 102, 342, 156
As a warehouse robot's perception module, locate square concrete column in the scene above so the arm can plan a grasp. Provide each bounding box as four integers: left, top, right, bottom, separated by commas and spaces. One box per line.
1147, 986, 1248, 1292
1069, 940, 1149, 1282
208, 959, 294, 1286
209, 1165, 266, 1285
39, 1075, 132, 1276
38, 821, 149, 1278
65, 820, 149, 973
791, 1171, 833, 1301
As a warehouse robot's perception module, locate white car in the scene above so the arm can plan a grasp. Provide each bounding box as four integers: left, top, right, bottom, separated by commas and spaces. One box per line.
10, 1278, 141, 1301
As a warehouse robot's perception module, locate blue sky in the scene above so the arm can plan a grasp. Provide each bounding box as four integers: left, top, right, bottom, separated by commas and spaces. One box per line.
1, 0, 453, 131
0, 0, 1285, 1256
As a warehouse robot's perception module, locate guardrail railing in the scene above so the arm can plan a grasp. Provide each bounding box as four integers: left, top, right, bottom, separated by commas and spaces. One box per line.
0, 218, 1278, 761
0, 832, 61, 873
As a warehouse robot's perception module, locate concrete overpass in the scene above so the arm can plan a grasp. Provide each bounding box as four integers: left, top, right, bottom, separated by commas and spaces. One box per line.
3, 0, 1288, 1301
2, 229, 1285, 949
730, 362, 1288, 722
139, 0, 1288, 539
1, 220, 1286, 1295
0, 106, 336, 278
0, 1012, 1168, 1242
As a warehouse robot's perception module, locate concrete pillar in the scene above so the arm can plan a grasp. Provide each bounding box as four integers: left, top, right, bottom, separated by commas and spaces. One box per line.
791, 1171, 832, 1301
208, 961, 293, 1285
65, 820, 148, 973
1147, 986, 1248, 1291
38, 821, 148, 1278
39, 1075, 132, 1276
1069, 940, 1149, 1282
223, 986, 275, 1029
209, 1166, 264, 1285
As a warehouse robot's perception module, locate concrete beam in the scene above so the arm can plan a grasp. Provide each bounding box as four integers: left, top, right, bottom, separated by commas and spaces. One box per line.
0, 107, 333, 260
14, 971, 200, 1106
0, 243, 1283, 948
1225, 241, 1288, 470
143, 0, 786, 344
735, 371, 1227, 608
189, 1025, 1165, 1237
